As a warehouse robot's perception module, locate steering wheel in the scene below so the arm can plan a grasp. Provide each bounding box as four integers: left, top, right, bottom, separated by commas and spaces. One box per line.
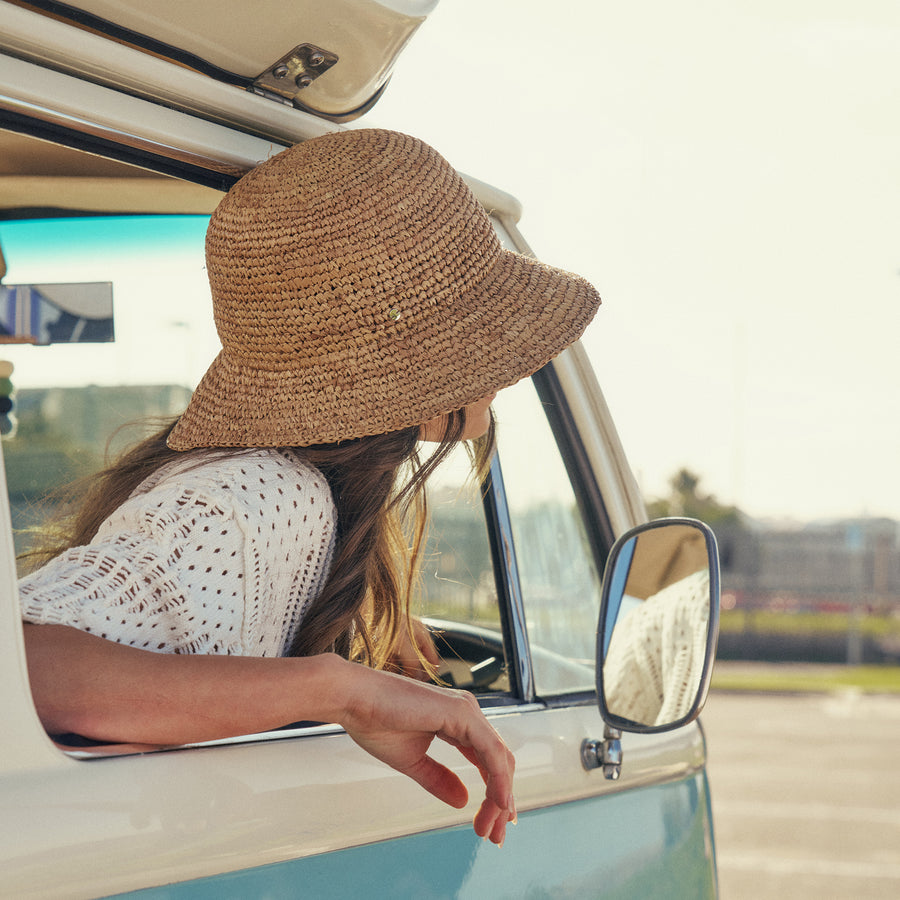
425, 620, 509, 692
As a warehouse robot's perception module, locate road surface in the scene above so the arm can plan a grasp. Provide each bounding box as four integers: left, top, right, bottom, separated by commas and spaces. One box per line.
702, 689, 900, 899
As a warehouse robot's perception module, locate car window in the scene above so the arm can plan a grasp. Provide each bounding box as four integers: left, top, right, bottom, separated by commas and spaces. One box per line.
0, 200, 514, 704
493, 379, 603, 695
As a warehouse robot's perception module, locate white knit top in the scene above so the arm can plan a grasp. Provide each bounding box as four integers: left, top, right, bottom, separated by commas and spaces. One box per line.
19, 450, 337, 657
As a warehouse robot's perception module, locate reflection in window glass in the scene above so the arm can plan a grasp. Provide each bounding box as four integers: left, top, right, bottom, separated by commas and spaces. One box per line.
494, 377, 602, 694
0, 215, 216, 390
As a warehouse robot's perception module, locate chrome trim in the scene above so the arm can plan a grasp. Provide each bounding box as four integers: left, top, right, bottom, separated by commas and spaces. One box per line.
59, 701, 549, 760
550, 343, 647, 534
58, 704, 705, 799
597, 518, 722, 735
0, 53, 289, 176
580, 724, 623, 779
0, 96, 242, 179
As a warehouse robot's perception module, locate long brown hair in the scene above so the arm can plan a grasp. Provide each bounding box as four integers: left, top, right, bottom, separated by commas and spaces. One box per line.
24, 411, 495, 668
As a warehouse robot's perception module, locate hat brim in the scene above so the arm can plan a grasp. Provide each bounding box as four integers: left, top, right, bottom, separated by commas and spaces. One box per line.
167, 248, 600, 450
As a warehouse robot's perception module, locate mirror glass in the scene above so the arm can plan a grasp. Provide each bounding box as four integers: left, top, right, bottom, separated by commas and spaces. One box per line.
597, 519, 720, 733
0, 282, 114, 344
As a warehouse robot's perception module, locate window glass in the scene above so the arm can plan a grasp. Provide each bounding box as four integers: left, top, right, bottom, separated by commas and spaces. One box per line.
493, 378, 603, 694
417, 444, 510, 695
0, 213, 216, 567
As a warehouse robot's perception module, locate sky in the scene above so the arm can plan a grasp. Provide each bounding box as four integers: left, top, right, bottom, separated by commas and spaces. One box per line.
365, 0, 900, 523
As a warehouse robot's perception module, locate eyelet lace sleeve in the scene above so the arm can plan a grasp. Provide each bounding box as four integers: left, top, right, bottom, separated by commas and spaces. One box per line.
19, 450, 337, 656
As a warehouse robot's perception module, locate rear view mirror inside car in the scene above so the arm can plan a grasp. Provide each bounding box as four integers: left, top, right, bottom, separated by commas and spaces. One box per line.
0, 281, 113, 344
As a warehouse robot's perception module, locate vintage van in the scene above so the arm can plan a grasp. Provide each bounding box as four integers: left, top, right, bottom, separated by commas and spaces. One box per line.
0, 2, 720, 896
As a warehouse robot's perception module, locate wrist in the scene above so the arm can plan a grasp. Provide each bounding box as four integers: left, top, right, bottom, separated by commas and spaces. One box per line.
304, 652, 364, 727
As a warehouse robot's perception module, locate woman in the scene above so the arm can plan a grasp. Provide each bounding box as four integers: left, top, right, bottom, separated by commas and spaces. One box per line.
19, 129, 601, 847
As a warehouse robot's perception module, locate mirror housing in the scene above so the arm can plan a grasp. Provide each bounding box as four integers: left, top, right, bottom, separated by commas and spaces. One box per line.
584, 519, 720, 778
597, 518, 720, 734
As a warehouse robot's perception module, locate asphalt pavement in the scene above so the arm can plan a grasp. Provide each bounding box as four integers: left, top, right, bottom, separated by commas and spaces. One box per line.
702, 687, 900, 899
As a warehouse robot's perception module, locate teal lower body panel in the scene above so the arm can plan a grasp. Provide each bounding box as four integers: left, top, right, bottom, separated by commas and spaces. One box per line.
117, 773, 717, 899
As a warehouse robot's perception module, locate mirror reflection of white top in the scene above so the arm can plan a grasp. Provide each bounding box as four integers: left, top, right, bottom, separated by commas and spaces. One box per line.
603, 568, 710, 727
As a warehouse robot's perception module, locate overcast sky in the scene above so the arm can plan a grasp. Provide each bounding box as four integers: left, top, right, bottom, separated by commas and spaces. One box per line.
368, 1, 900, 523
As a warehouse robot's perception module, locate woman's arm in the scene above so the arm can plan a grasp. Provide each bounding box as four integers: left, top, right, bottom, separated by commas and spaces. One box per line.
24, 624, 515, 844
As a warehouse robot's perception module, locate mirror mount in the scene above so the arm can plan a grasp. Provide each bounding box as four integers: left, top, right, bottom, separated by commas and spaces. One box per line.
580, 724, 623, 780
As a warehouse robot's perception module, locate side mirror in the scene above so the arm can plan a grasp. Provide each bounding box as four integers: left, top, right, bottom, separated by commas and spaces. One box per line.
583, 519, 720, 779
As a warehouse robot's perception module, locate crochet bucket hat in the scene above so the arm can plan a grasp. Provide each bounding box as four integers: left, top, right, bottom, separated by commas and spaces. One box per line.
167, 128, 600, 450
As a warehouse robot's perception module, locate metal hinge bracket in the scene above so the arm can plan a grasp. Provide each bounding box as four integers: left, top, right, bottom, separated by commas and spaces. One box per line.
251, 44, 338, 105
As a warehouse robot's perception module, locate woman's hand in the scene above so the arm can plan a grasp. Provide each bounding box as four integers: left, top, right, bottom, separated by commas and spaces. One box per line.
387, 616, 441, 682
335, 661, 516, 846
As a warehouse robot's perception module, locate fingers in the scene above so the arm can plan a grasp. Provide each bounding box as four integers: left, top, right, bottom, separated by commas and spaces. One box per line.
473, 796, 517, 847
442, 720, 517, 847
435, 692, 516, 846
456, 695, 515, 809
396, 690, 516, 846
339, 664, 515, 845
489, 807, 512, 847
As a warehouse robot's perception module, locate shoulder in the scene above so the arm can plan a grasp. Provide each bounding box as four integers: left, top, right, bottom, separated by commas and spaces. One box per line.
105, 449, 335, 540
138, 449, 332, 506
206, 451, 337, 530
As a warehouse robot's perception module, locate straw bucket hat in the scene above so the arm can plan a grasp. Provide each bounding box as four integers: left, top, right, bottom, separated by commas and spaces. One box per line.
167, 128, 600, 450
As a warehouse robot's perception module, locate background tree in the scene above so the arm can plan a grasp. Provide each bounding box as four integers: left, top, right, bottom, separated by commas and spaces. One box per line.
647, 468, 742, 525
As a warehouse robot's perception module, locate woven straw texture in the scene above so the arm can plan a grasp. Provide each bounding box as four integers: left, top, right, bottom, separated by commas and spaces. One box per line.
168, 129, 601, 450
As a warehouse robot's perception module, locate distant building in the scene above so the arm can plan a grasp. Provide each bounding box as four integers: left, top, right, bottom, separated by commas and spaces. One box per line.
16, 383, 190, 455
716, 517, 900, 610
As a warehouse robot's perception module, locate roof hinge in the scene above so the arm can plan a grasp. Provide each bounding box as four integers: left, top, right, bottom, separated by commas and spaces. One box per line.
250, 44, 339, 106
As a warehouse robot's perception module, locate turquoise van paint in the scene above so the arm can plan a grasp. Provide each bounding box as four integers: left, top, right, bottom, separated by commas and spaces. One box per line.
116, 773, 716, 899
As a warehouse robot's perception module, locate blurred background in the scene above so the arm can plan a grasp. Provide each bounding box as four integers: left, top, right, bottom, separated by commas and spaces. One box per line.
368, 0, 900, 678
